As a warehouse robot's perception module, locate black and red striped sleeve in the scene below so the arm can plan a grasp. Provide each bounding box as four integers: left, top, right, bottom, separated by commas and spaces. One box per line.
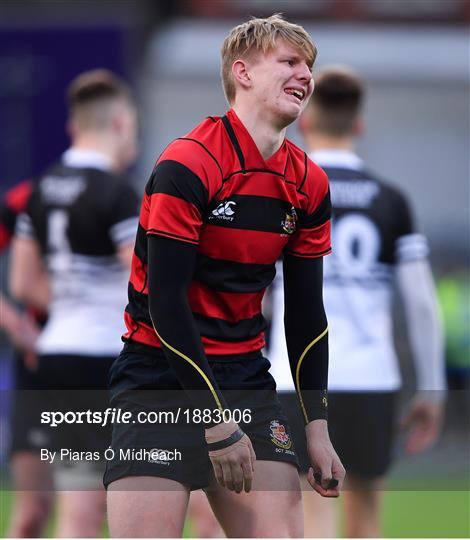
144, 139, 222, 245
0, 180, 33, 252
285, 161, 331, 259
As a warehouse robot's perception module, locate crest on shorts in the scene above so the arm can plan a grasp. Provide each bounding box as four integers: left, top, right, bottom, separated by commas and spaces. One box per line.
269, 420, 292, 449
281, 206, 298, 235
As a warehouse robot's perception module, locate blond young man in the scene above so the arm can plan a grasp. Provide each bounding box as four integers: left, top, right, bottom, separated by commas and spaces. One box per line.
269, 67, 445, 537
10, 69, 139, 537
105, 15, 345, 537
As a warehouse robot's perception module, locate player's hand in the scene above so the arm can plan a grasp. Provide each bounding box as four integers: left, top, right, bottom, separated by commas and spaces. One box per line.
306, 419, 345, 498
205, 421, 256, 493
5, 312, 40, 370
400, 394, 444, 455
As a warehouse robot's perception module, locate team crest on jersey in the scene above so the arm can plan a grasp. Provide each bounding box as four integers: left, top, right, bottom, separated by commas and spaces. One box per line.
269, 420, 292, 449
281, 206, 297, 234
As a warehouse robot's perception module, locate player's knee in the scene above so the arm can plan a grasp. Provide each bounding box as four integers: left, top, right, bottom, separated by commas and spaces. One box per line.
10, 494, 52, 538
250, 521, 302, 538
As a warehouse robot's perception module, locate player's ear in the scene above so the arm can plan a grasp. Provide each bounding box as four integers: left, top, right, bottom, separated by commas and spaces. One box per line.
232, 59, 252, 90
354, 116, 364, 137
110, 107, 126, 133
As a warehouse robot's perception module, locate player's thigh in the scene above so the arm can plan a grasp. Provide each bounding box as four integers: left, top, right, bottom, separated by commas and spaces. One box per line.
206, 461, 302, 538
343, 473, 385, 510
300, 474, 338, 538
10, 451, 54, 491
107, 476, 190, 538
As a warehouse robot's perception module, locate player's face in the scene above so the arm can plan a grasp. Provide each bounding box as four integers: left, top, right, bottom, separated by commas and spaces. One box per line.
249, 39, 314, 127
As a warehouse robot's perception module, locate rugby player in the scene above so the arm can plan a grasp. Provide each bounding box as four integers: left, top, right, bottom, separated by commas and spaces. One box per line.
269, 67, 446, 537
9, 69, 139, 537
0, 180, 54, 537
105, 14, 345, 538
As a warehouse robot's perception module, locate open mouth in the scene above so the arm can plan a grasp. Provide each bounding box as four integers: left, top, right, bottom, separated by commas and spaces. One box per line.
284, 88, 305, 102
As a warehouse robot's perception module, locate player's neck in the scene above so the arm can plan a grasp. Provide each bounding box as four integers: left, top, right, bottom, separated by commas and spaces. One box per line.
305, 133, 356, 153
232, 104, 286, 161
71, 133, 120, 172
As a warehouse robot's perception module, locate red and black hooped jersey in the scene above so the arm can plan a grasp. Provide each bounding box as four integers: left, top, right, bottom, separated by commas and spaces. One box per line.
0, 180, 33, 252
124, 109, 331, 355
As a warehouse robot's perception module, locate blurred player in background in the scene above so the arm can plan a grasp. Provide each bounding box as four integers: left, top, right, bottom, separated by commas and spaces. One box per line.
9, 69, 139, 537
0, 180, 54, 537
106, 14, 344, 538
269, 67, 446, 537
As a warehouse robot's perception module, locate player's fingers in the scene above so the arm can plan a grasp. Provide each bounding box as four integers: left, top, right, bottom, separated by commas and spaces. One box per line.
241, 459, 253, 492
230, 461, 244, 494
212, 459, 224, 487
247, 438, 257, 471
221, 460, 234, 491
317, 465, 334, 490
308, 468, 328, 496
311, 468, 340, 497
332, 459, 346, 490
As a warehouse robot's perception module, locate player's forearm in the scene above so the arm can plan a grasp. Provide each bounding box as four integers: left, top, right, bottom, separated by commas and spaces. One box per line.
0, 294, 21, 335
396, 260, 446, 394
9, 239, 50, 312
283, 254, 329, 422
148, 235, 228, 414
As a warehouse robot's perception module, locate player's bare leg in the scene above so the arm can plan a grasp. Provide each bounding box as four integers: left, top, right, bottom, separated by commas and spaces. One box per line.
7, 453, 54, 537
55, 490, 106, 537
107, 476, 190, 538
206, 461, 303, 538
300, 474, 338, 538
342, 475, 385, 538
187, 489, 224, 538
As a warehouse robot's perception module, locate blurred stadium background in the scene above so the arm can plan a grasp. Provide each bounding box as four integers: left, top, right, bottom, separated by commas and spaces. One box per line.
0, 0, 468, 537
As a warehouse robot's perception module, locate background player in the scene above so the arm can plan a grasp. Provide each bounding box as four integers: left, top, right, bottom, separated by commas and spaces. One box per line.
106, 14, 344, 538
0, 180, 54, 537
269, 66, 446, 537
9, 69, 139, 537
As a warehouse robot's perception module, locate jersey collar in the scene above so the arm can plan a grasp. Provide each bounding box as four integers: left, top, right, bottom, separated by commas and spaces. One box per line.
225, 109, 288, 176
62, 148, 113, 172
310, 149, 364, 171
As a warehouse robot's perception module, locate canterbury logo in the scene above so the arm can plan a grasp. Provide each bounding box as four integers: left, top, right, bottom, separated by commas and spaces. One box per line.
210, 201, 236, 221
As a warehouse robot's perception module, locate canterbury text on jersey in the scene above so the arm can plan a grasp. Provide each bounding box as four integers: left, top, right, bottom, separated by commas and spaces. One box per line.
16, 149, 139, 356
270, 149, 429, 391
124, 109, 331, 355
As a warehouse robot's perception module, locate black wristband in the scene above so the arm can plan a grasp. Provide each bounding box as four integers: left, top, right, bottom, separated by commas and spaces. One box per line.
206, 428, 245, 451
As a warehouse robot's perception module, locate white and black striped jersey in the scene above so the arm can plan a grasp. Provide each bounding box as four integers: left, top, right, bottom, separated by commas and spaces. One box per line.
270, 149, 429, 391
16, 149, 139, 356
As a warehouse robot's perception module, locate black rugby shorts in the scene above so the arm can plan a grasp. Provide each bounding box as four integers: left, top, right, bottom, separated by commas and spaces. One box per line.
104, 342, 299, 490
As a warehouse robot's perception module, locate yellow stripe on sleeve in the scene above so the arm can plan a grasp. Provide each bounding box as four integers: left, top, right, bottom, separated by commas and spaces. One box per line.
152, 324, 224, 413
295, 325, 329, 424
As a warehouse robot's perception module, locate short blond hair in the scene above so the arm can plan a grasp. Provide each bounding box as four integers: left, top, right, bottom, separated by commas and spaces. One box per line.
221, 14, 317, 104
